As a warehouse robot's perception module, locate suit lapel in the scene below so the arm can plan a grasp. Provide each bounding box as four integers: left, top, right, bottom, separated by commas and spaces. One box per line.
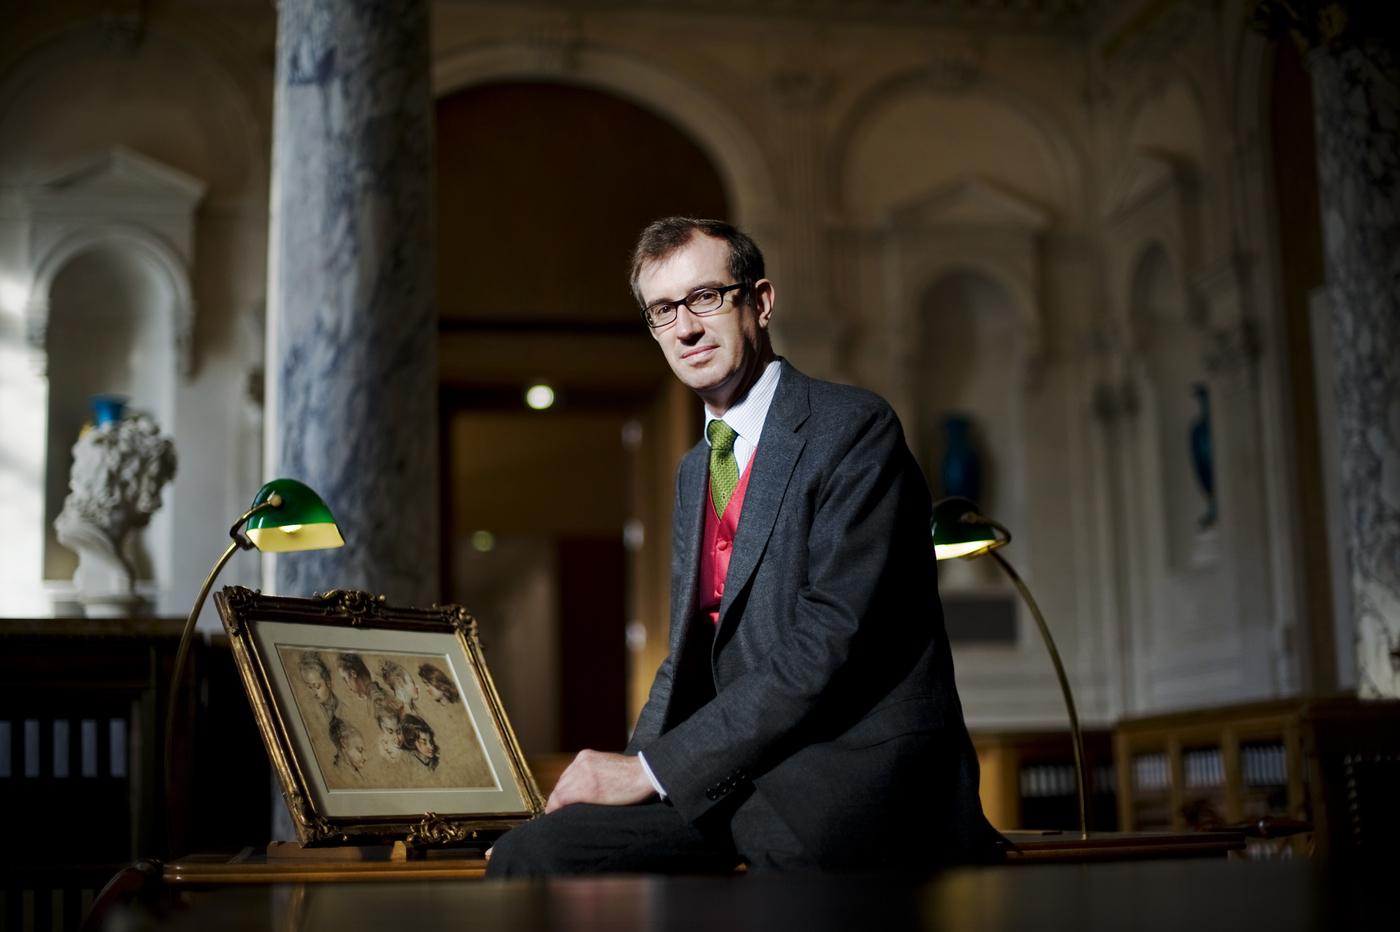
715, 363, 809, 637
670, 442, 708, 651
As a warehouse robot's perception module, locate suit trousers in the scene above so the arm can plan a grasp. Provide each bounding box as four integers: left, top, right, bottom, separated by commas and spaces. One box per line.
485, 789, 810, 877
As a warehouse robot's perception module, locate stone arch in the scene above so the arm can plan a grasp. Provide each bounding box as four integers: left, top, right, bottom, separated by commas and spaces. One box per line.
1126, 241, 1211, 570
1124, 71, 1213, 171
1116, 222, 1194, 359
915, 255, 1039, 347
25, 224, 195, 377
913, 264, 1029, 587
896, 243, 1044, 386
829, 68, 1086, 224
433, 44, 779, 227
39, 235, 184, 586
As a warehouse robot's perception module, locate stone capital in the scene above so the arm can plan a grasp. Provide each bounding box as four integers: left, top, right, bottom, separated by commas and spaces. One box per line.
768, 70, 834, 112
1250, 1, 1398, 57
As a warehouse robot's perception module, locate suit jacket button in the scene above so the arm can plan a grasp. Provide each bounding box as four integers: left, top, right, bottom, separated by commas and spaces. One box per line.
706, 789, 718, 801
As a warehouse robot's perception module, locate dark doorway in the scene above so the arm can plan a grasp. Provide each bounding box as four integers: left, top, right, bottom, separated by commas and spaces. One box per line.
435, 81, 728, 755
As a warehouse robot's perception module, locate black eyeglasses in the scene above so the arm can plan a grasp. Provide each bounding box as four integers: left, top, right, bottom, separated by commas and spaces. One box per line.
641, 283, 747, 329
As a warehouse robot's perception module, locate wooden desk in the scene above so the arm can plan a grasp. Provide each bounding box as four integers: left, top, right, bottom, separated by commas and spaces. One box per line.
150, 829, 1240, 888
162, 850, 488, 885
96, 859, 1384, 932
1000, 830, 1243, 862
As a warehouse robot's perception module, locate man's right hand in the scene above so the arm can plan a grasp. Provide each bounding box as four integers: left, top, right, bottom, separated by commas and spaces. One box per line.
545, 749, 656, 813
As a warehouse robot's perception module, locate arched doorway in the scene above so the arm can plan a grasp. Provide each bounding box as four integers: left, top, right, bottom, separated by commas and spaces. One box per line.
435, 81, 728, 758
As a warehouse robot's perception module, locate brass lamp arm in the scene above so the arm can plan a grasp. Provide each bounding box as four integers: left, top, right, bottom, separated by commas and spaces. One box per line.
961, 511, 1013, 548
989, 549, 1089, 840
163, 496, 281, 803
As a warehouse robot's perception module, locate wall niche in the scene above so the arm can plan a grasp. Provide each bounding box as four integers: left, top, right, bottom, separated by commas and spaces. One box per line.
22, 147, 204, 609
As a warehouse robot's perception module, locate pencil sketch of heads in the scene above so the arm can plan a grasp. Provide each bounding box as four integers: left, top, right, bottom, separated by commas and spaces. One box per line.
329, 716, 367, 773
418, 663, 460, 705
377, 729, 402, 762
378, 659, 419, 710
370, 685, 405, 736
398, 714, 440, 770
335, 652, 374, 700
297, 652, 336, 708
317, 688, 339, 720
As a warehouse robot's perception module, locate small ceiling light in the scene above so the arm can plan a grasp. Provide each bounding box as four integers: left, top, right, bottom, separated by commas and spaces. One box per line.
525, 383, 555, 410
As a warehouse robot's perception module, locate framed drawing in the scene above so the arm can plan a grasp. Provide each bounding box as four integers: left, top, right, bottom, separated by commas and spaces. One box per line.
213, 585, 544, 846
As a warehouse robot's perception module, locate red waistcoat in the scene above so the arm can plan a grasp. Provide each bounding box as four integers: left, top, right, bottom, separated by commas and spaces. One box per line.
698, 452, 756, 626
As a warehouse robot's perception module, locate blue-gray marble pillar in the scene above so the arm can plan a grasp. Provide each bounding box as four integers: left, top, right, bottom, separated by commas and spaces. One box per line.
1311, 31, 1400, 699
267, 0, 438, 607
1258, 2, 1400, 696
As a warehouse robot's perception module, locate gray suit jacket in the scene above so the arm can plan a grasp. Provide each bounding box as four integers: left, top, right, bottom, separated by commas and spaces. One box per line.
627, 361, 997, 868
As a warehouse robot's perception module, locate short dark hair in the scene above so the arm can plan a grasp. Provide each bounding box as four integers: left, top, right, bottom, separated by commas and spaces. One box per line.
629, 217, 765, 307
418, 662, 460, 703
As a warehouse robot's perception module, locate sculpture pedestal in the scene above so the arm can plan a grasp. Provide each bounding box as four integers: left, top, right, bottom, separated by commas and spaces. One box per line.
78, 592, 149, 618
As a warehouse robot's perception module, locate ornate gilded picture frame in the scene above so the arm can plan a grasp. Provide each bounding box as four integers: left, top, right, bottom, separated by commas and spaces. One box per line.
214, 585, 543, 847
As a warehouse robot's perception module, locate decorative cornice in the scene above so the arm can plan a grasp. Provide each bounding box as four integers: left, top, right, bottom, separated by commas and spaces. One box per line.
448, 0, 1103, 32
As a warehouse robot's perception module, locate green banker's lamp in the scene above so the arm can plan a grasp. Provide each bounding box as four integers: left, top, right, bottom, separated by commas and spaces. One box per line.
931, 496, 1088, 839
164, 478, 344, 794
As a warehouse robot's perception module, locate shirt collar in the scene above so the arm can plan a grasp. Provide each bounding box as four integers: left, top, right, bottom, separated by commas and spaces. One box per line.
704, 358, 783, 448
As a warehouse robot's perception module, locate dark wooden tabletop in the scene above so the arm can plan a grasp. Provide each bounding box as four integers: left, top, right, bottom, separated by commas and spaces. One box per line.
155, 829, 1243, 886
104, 858, 1387, 932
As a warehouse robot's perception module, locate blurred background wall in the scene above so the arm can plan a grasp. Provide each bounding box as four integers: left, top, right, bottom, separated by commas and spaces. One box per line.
0, 0, 1379, 761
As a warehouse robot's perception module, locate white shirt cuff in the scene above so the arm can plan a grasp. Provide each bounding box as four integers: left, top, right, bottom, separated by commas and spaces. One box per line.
637, 751, 667, 799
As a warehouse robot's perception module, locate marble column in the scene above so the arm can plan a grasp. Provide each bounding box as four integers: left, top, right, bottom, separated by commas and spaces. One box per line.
267, 0, 438, 606
1255, 3, 1400, 696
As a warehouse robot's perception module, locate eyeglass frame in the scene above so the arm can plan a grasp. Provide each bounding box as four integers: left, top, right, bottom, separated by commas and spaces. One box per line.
640, 282, 749, 329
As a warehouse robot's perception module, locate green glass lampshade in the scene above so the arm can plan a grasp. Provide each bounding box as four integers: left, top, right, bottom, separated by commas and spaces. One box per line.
930, 496, 1007, 561
244, 478, 345, 553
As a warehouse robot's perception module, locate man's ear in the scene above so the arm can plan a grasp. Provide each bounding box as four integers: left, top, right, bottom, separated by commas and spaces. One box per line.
751, 279, 775, 329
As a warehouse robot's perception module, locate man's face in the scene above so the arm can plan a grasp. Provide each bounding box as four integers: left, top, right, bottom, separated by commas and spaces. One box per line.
639, 233, 774, 415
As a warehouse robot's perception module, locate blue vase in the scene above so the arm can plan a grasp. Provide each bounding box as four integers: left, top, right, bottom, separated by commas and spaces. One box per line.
1189, 384, 1216, 529
90, 394, 129, 427
940, 414, 982, 504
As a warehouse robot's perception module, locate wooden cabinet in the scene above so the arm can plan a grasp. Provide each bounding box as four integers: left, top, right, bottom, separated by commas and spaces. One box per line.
1114, 699, 1307, 836
1113, 696, 1400, 859
972, 729, 1116, 832
0, 619, 271, 932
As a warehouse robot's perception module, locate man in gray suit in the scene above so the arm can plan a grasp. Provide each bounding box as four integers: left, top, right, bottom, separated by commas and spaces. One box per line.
486, 218, 997, 875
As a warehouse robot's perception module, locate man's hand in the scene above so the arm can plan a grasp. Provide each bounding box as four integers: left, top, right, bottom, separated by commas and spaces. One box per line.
545, 750, 655, 814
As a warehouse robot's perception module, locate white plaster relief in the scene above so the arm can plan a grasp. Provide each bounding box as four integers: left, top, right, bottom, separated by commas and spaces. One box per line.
21, 147, 205, 378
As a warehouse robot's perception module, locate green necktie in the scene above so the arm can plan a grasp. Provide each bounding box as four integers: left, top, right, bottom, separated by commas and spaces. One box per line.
708, 420, 739, 519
